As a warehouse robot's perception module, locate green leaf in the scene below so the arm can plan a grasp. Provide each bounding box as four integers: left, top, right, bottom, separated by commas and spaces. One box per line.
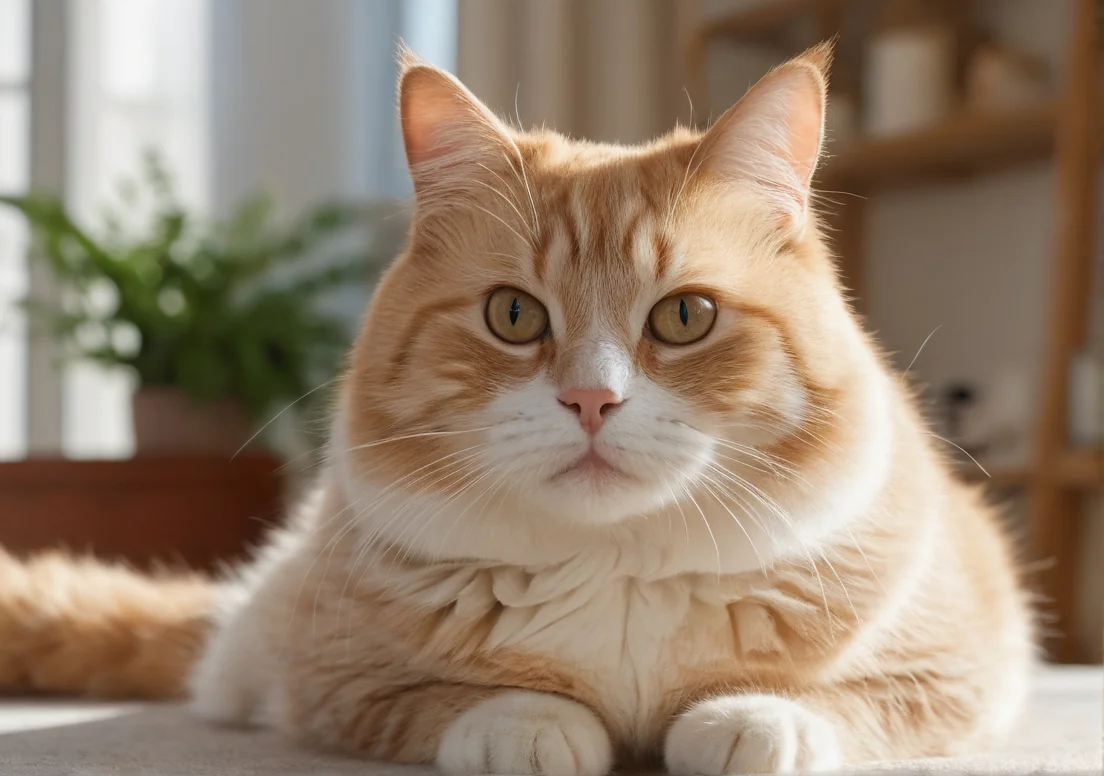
0, 152, 380, 428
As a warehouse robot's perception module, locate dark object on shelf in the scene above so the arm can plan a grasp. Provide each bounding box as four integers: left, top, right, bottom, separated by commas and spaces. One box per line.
943, 382, 976, 440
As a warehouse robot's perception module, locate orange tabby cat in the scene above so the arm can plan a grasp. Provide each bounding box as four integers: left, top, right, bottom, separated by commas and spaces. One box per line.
0, 45, 1034, 775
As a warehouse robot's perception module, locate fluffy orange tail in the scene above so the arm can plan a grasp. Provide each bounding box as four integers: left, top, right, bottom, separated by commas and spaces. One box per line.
0, 547, 216, 699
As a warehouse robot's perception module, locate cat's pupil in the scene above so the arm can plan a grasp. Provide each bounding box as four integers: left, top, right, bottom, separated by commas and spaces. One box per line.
509, 298, 520, 325
679, 299, 688, 326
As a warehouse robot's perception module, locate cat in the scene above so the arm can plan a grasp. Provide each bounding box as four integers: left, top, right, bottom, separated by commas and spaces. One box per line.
0, 43, 1034, 775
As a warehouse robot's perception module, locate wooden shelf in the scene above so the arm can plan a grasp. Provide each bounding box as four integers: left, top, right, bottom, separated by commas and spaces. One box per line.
819, 102, 1064, 193
1054, 449, 1104, 487
958, 465, 1032, 489
956, 449, 1102, 491
986, 467, 1033, 489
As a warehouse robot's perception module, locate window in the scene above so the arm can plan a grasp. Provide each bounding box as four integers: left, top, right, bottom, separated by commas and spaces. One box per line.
64, 0, 209, 458
2, 0, 457, 460
0, 0, 30, 460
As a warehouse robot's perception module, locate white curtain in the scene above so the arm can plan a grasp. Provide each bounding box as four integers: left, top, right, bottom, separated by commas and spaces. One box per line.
457, 0, 684, 145
51, 0, 456, 459
0, 0, 30, 459
64, 0, 210, 458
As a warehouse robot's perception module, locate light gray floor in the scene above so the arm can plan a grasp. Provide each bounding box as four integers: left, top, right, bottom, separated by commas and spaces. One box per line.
0, 666, 1099, 775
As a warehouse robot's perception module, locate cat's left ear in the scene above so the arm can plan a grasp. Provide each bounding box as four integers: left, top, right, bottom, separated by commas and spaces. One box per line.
698, 42, 831, 232
398, 46, 517, 208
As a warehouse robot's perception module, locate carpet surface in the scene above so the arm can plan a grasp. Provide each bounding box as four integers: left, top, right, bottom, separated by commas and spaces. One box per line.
0, 666, 1099, 775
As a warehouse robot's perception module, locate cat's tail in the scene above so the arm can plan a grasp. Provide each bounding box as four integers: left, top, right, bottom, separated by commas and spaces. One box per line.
0, 546, 216, 699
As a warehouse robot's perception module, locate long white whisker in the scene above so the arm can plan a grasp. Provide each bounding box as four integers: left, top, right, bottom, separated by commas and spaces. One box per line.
345, 426, 493, 453
929, 433, 990, 478
904, 326, 941, 376
311, 445, 488, 632
467, 173, 534, 236
469, 202, 532, 247
698, 478, 766, 575
232, 378, 336, 459
680, 483, 720, 576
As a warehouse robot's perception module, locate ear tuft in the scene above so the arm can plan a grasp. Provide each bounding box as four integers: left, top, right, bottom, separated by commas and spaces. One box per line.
794, 39, 835, 81
396, 41, 425, 77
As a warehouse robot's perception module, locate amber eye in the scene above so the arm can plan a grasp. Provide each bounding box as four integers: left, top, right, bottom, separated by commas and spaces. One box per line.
648, 293, 717, 345
485, 287, 549, 344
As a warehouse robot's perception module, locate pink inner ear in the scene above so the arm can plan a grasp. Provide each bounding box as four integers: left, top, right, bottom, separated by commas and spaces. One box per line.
779, 72, 826, 188
699, 62, 827, 223
398, 63, 521, 214
400, 68, 468, 168
398, 63, 517, 199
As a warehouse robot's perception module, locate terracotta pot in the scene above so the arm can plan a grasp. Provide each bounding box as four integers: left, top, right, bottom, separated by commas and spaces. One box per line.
131, 387, 252, 454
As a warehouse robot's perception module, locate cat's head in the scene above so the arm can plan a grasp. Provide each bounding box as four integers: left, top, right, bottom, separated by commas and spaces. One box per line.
337, 45, 891, 566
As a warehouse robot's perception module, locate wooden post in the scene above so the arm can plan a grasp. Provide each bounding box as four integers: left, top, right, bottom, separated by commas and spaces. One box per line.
1028, 0, 1100, 664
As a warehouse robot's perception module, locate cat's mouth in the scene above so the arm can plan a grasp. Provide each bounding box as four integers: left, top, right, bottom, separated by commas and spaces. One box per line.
550, 448, 633, 484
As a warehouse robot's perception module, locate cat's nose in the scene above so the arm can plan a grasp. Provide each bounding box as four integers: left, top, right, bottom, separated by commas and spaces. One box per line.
557, 388, 623, 434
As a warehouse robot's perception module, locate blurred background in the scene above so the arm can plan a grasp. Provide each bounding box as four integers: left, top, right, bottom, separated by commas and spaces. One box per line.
0, 0, 1099, 664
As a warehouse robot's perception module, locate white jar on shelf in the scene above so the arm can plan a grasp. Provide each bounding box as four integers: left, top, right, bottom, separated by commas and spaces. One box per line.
865, 0, 958, 137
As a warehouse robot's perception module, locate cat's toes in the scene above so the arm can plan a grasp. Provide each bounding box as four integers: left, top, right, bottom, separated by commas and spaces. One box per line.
437, 690, 613, 776
665, 694, 841, 774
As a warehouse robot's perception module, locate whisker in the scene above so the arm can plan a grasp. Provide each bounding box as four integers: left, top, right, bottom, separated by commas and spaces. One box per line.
707, 462, 848, 636
698, 478, 766, 575
845, 527, 886, 594
929, 432, 990, 478
232, 378, 337, 459
310, 445, 488, 633
508, 92, 541, 236
468, 202, 533, 248
345, 426, 493, 453
679, 483, 721, 576
903, 326, 941, 376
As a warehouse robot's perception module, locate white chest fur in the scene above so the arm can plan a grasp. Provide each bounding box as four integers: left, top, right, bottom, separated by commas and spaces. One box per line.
381, 554, 742, 740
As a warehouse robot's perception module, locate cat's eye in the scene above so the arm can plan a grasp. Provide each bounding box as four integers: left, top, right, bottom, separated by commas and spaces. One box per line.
485, 287, 549, 344
648, 293, 716, 345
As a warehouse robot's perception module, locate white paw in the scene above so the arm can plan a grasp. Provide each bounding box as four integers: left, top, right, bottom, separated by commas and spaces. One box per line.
188, 646, 263, 726
437, 691, 613, 776
188, 616, 275, 727
665, 694, 841, 775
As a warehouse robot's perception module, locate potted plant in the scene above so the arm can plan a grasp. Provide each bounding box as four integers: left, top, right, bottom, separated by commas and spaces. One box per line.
1, 153, 386, 455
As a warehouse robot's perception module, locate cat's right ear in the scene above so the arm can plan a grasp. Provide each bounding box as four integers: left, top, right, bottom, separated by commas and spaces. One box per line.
696, 42, 831, 234
398, 47, 516, 205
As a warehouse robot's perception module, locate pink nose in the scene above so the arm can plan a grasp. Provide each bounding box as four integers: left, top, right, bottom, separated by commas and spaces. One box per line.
558, 388, 623, 434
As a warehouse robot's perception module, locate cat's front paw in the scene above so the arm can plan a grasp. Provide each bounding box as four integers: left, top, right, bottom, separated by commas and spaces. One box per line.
437, 690, 613, 776
665, 694, 840, 774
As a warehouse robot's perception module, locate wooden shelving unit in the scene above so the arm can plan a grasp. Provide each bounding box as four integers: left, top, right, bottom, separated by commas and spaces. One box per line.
682, 0, 1103, 663
960, 450, 1103, 490
820, 101, 1072, 192
1055, 449, 1104, 488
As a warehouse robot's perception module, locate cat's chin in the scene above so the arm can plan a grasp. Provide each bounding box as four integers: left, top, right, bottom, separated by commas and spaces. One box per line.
549, 449, 635, 485
534, 474, 678, 527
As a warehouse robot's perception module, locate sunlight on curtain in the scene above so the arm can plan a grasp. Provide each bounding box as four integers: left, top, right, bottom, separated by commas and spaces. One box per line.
0, 0, 30, 460
65, 0, 209, 458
